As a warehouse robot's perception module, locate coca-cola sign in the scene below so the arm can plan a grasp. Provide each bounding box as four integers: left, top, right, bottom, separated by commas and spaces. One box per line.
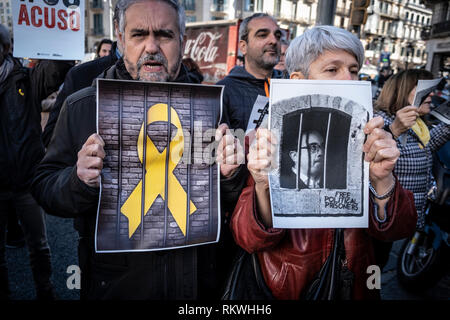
185, 32, 222, 63
183, 25, 230, 84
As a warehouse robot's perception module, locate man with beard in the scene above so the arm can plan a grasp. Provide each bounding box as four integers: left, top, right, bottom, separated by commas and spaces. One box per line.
214, 13, 284, 296
31, 0, 213, 300
288, 130, 324, 189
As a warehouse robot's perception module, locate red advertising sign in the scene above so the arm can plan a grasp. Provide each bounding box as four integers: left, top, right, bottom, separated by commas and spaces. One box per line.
183, 24, 233, 84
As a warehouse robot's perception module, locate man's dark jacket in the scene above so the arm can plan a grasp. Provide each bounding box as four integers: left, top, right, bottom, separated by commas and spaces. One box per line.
213, 66, 284, 295
0, 56, 71, 197
217, 65, 283, 131
42, 42, 119, 147
216, 66, 284, 214
31, 60, 215, 300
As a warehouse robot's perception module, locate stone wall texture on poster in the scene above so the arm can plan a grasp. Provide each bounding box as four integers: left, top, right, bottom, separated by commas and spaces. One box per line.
96, 80, 221, 252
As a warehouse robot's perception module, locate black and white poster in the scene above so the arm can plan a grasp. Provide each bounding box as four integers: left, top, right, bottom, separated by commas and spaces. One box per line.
412, 78, 443, 108
95, 79, 222, 252
268, 80, 372, 229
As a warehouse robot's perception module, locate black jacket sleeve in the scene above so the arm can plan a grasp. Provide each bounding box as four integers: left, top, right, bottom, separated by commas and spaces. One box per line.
29, 60, 73, 108
42, 67, 76, 147
31, 99, 99, 218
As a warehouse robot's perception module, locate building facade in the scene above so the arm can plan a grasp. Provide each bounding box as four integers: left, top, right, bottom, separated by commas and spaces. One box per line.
363, 0, 432, 71
182, 0, 432, 71
182, 0, 319, 38
85, 0, 117, 54
423, 0, 450, 77
0, 0, 436, 69
0, 0, 12, 33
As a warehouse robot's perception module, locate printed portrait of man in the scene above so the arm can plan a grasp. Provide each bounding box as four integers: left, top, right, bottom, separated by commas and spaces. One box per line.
279, 107, 351, 190
289, 129, 324, 189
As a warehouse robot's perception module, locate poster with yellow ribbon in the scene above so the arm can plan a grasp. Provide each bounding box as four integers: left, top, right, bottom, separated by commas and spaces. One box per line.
95, 79, 222, 252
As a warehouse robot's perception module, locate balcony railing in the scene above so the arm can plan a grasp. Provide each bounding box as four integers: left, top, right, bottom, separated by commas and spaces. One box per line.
91, 28, 104, 36
432, 20, 450, 37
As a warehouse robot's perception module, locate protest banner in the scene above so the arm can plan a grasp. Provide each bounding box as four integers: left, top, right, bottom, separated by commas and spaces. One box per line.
95, 79, 222, 252
11, 0, 84, 60
268, 79, 372, 229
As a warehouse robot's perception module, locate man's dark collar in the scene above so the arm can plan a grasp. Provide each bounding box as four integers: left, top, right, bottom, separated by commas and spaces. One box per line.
243, 66, 284, 80
115, 58, 133, 80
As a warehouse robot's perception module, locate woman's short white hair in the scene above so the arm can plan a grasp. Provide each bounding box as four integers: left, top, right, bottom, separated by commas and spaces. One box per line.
285, 25, 364, 77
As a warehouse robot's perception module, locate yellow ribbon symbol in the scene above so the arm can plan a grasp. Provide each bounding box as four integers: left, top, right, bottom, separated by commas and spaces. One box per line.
121, 103, 196, 238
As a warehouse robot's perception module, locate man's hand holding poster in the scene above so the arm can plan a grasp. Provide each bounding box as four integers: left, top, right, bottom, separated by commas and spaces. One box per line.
268, 80, 372, 229
95, 79, 222, 252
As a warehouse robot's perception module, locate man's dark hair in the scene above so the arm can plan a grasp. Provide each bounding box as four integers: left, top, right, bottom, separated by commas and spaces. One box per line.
239, 13, 277, 42
96, 38, 113, 57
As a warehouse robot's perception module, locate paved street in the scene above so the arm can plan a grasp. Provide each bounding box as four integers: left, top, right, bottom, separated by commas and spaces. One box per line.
6, 214, 79, 300
5, 214, 450, 300
380, 240, 450, 300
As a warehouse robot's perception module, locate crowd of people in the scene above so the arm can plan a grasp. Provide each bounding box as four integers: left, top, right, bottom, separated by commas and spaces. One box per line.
1, 0, 448, 301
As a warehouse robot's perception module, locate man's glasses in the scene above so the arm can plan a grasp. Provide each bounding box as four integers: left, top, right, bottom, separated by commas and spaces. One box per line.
300, 143, 324, 154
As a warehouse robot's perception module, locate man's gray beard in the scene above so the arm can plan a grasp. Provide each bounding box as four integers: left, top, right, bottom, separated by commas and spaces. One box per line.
136, 53, 176, 82
137, 59, 181, 82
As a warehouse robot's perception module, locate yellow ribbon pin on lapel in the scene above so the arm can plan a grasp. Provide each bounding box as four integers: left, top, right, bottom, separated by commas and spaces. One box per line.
121, 103, 196, 238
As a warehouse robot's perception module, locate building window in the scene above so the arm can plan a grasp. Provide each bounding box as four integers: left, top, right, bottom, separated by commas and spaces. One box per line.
244, 0, 255, 11
212, 0, 226, 12
274, 0, 281, 17
183, 0, 196, 11
411, 13, 414, 21
92, 0, 102, 9
93, 14, 103, 35
401, 47, 405, 56
406, 12, 409, 20
186, 15, 196, 22
257, 0, 264, 11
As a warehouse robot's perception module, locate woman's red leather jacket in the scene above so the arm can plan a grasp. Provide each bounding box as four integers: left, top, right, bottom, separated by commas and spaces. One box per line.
230, 176, 417, 300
